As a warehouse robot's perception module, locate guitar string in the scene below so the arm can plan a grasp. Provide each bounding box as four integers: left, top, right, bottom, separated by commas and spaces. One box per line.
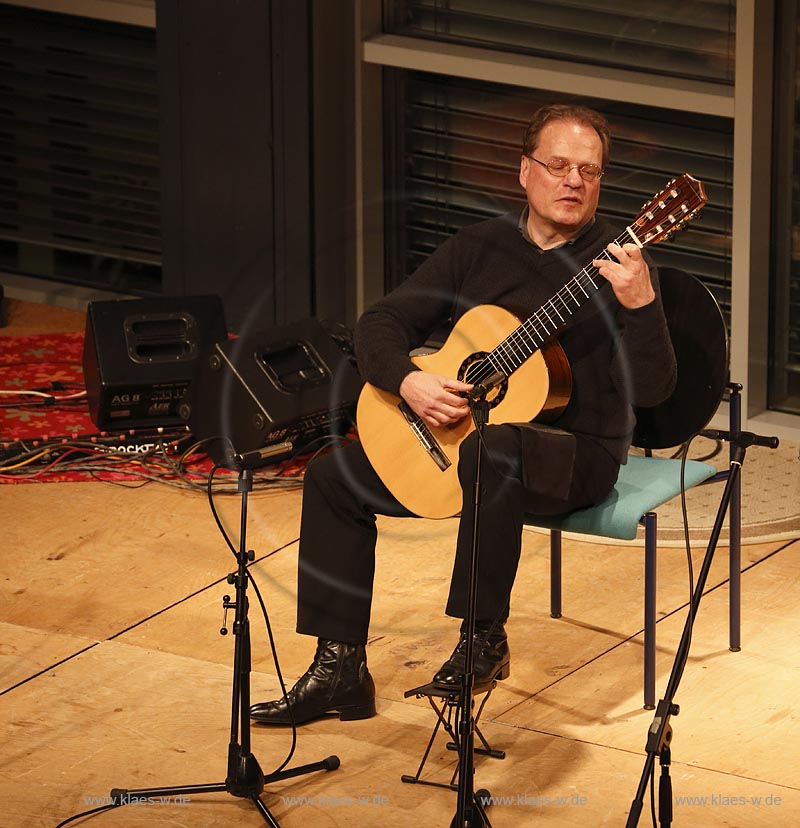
406, 244, 621, 438
504, 247, 614, 361
469, 231, 631, 387
485, 183, 697, 381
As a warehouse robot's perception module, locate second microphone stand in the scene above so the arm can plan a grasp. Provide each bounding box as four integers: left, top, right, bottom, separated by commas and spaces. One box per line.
625, 431, 779, 827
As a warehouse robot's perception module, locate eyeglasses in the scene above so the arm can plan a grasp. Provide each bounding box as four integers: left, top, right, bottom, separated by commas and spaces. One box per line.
528, 156, 604, 182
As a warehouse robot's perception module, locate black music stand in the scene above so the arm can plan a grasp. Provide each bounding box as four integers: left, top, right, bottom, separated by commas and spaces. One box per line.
108, 445, 339, 826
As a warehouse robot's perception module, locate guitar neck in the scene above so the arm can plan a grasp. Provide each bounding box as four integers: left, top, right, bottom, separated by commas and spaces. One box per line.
486, 226, 636, 377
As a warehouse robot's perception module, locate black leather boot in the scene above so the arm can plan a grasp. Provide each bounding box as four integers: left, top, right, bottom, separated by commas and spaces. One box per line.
250, 639, 376, 725
432, 619, 510, 690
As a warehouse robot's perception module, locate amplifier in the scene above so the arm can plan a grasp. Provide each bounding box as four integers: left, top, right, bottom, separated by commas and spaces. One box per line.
184, 318, 363, 468
83, 295, 227, 429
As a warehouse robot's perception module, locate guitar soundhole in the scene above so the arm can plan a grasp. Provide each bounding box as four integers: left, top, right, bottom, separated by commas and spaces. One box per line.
458, 352, 507, 407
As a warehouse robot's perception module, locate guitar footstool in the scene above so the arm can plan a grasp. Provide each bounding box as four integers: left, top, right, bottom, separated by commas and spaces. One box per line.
401, 680, 505, 791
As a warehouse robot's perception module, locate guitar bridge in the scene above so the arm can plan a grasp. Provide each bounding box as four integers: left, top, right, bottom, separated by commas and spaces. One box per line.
398, 401, 451, 472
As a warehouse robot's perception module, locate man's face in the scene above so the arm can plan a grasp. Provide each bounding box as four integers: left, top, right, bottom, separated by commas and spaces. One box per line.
518, 119, 603, 242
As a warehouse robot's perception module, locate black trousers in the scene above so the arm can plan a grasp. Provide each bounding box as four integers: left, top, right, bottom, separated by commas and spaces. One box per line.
296, 423, 620, 645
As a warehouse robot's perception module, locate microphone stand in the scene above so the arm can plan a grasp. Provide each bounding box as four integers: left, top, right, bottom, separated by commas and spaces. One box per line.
625, 430, 779, 828
452, 384, 495, 828
108, 448, 339, 825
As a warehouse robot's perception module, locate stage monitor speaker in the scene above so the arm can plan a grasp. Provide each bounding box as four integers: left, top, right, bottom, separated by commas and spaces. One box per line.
184, 318, 363, 468
83, 295, 227, 429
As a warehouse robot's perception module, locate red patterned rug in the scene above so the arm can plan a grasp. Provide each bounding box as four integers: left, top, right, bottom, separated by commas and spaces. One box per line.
0, 331, 92, 440
0, 332, 328, 488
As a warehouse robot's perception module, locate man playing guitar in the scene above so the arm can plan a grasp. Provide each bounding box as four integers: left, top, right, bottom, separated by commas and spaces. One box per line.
250, 104, 678, 726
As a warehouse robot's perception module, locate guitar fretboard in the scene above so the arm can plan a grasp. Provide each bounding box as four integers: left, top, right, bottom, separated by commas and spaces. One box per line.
481, 227, 636, 381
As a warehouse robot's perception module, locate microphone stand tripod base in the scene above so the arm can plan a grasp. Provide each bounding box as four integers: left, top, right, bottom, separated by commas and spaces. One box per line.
108, 463, 338, 826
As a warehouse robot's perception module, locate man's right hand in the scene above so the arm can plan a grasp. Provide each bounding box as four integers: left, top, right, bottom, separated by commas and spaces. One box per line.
399, 371, 473, 428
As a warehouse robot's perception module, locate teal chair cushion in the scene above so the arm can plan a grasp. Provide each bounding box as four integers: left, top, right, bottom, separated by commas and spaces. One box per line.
527, 454, 717, 541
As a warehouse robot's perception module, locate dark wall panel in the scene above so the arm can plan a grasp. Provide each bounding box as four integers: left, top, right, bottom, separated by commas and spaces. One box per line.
157, 0, 311, 332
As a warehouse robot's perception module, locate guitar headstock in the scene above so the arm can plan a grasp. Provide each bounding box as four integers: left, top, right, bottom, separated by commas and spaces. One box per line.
629, 173, 707, 248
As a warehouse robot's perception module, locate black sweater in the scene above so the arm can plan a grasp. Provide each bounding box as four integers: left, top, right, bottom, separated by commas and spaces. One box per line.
354, 212, 677, 464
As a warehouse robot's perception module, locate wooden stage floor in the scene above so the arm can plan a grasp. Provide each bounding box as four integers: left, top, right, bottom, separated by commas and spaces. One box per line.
1, 300, 799, 827
2, 475, 799, 827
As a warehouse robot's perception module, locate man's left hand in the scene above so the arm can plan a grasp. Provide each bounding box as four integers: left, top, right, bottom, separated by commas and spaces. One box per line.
592, 242, 655, 309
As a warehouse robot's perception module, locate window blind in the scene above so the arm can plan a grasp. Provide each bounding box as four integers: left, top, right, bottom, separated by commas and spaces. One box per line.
384, 72, 733, 329
0, 4, 161, 292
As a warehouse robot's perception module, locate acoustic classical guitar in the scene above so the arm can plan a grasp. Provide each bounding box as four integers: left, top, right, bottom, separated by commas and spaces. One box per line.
357, 174, 708, 519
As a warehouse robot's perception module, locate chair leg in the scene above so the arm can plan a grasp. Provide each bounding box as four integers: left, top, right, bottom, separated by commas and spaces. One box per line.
728, 383, 742, 652
729, 460, 742, 651
550, 530, 562, 618
643, 512, 657, 710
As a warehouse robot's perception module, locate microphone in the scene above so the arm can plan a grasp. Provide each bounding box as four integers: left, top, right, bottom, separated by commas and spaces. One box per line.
231, 440, 294, 470
699, 429, 779, 450
468, 371, 506, 400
